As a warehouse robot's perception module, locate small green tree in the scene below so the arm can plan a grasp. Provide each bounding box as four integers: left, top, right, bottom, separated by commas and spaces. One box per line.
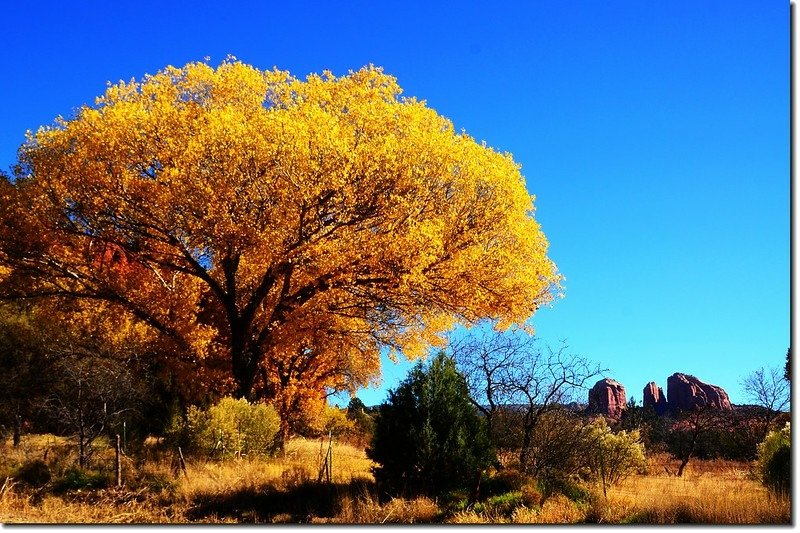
585, 418, 646, 495
367, 352, 494, 498
785, 347, 790, 382
756, 422, 790, 495
184, 397, 280, 458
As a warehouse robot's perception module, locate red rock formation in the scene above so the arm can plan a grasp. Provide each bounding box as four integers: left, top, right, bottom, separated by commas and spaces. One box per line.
643, 382, 668, 415
666, 373, 732, 412
588, 378, 626, 420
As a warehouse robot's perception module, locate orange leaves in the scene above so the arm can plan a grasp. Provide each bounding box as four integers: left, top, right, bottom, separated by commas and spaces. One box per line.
0, 59, 561, 412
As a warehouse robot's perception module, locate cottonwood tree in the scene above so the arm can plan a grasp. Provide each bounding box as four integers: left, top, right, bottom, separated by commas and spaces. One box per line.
452, 331, 603, 473
0, 60, 561, 429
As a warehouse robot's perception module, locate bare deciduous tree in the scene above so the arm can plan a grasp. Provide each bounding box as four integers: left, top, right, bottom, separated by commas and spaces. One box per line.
666, 406, 724, 477
740, 365, 789, 440
451, 330, 604, 474
44, 355, 140, 468
449, 332, 535, 439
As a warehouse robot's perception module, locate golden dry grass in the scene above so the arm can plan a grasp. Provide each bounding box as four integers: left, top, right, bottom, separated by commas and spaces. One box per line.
0, 435, 377, 523
448, 493, 584, 524
605, 470, 789, 524
327, 494, 440, 524
446, 455, 789, 525
0, 436, 791, 524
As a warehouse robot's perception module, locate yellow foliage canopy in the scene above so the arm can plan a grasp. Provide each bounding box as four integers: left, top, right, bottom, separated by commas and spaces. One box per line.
0, 59, 561, 405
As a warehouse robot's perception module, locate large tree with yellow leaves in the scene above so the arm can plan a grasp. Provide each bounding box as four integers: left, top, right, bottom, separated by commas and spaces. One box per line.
0, 60, 560, 417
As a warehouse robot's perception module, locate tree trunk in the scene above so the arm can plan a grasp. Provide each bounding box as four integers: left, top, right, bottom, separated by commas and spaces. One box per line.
232, 357, 250, 398
676, 430, 699, 477
599, 454, 608, 498
277, 417, 290, 453
12, 411, 21, 447
519, 424, 533, 473
676, 454, 690, 477
470, 471, 482, 503
231, 338, 261, 401
485, 410, 494, 445
518, 408, 541, 474
78, 410, 86, 469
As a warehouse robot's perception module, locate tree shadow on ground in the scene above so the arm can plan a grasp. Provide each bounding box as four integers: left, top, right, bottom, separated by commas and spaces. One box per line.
186, 478, 376, 523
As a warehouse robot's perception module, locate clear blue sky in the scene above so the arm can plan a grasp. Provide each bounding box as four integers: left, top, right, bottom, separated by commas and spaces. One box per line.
0, 1, 788, 406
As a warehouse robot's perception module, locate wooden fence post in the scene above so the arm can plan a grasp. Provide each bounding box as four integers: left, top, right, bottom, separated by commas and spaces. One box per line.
327, 431, 333, 483
115, 434, 122, 488
178, 446, 189, 479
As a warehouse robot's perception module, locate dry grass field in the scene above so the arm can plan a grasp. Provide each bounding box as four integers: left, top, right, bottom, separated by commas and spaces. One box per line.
0, 436, 790, 524
598, 454, 789, 524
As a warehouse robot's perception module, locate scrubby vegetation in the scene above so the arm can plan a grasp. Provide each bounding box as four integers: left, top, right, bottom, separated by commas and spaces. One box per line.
0, 303, 790, 525
756, 422, 790, 495
179, 397, 281, 458
0, 435, 789, 524
0, 348, 790, 524
584, 418, 647, 491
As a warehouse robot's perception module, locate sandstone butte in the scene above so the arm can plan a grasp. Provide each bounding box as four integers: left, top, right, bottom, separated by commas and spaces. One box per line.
643, 381, 669, 415
665, 372, 733, 412
589, 373, 733, 419
588, 378, 627, 421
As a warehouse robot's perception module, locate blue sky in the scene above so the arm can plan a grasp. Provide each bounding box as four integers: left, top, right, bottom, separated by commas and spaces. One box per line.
1, 1, 788, 406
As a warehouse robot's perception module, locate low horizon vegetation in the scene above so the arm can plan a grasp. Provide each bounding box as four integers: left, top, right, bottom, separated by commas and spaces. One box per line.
0, 433, 789, 524
0, 350, 791, 525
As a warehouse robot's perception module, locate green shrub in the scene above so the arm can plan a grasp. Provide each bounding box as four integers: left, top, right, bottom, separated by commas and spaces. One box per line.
585, 417, 647, 487
367, 352, 494, 498
756, 422, 790, 494
484, 491, 524, 516
440, 489, 471, 513
538, 477, 591, 503
184, 397, 281, 458
52, 467, 110, 493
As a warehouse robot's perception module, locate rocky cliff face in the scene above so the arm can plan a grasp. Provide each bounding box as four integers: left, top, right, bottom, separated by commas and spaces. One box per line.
588, 378, 627, 420
666, 373, 733, 412
643, 382, 669, 415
